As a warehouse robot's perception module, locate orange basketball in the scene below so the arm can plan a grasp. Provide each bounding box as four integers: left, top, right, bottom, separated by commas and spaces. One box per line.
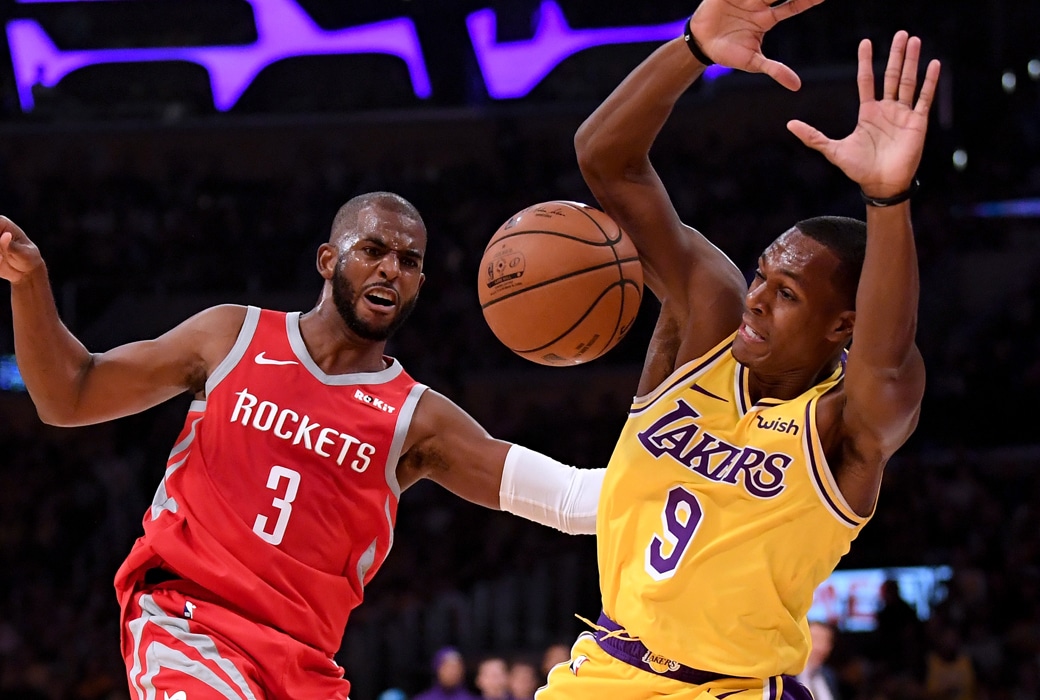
477, 200, 644, 366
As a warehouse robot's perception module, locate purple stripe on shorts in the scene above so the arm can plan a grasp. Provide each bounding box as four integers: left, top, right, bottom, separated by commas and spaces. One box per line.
779, 675, 814, 700
592, 612, 727, 684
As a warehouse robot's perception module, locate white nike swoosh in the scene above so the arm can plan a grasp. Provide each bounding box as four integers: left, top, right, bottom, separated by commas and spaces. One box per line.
254, 352, 299, 366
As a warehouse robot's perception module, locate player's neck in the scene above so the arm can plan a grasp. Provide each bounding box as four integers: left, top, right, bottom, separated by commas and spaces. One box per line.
298, 307, 390, 375
748, 357, 839, 403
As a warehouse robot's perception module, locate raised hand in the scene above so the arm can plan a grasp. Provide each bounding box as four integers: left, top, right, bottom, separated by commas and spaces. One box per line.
787, 31, 942, 198
688, 0, 828, 90
0, 216, 44, 285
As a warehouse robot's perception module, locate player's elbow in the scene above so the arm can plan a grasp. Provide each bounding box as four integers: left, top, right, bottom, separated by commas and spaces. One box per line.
34, 403, 78, 427
574, 119, 613, 178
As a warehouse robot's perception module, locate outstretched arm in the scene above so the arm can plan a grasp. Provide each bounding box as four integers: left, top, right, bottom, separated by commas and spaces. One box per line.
1, 216, 241, 426
399, 390, 602, 535
574, 0, 825, 380
789, 33, 939, 463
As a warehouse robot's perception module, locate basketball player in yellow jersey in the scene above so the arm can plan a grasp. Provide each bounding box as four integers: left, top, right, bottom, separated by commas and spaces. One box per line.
539, 0, 941, 697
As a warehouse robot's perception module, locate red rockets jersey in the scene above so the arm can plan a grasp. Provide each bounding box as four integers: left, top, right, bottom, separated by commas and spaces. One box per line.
114, 307, 427, 656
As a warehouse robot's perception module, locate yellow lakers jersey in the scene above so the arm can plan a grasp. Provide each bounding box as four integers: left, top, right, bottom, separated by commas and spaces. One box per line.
598, 333, 870, 679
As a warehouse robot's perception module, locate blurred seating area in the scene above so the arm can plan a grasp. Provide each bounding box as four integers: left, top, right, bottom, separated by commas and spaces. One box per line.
0, 1, 1039, 698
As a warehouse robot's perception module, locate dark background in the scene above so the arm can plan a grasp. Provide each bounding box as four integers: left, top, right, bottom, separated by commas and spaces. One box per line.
0, 1, 1038, 699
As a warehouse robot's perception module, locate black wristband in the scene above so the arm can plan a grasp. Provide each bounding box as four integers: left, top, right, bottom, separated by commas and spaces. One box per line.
861, 178, 920, 207
683, 16, 715, 67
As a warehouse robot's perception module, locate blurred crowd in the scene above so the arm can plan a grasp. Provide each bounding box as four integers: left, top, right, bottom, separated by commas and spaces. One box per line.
1, 1, 1040, 698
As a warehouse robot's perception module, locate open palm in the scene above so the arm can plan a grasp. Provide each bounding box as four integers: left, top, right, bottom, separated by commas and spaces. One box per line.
689, 0, 828, 90
788, 32, 942, 197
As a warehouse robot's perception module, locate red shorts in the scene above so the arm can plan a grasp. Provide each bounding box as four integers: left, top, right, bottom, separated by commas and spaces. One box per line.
120, 580, 350, 700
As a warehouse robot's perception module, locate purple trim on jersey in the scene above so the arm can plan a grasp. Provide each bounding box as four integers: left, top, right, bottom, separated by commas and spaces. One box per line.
803, 400, 859, 527
593, 612, 727, 684
630, 342, 732, 416
779, 675, 814, 700
690, 383, 727, 402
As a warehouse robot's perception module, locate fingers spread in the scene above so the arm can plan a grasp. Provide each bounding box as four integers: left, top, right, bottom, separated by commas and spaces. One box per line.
883, 30, 909, 100
898, 36, 922, 104
787, 119, 828, 152
757, 55, 802, 91
914, 59, 942, 116
856, 38, 875, 105
769, 0, 828, 23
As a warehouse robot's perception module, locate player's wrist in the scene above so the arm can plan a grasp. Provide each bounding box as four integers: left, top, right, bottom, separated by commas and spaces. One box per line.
682, 16, 715, 67
860, 178, 919, 207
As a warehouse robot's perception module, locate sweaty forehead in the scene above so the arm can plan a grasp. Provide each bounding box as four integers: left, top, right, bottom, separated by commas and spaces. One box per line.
762, 229, 828, 271
337, 204, 426, 250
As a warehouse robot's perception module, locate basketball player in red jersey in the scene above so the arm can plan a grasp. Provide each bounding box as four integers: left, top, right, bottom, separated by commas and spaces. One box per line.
0, 192, 602, 699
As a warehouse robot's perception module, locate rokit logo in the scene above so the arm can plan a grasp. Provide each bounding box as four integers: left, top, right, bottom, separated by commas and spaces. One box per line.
6, 0, 731, 112
354, 389, 397, 414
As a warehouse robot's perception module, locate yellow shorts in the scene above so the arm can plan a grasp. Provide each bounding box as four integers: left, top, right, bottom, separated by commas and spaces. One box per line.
537, 632, 811, 700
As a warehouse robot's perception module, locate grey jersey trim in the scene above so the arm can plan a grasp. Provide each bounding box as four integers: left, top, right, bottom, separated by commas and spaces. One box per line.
205, 306, 261, 396
285, 311, 405, 385
383, 383, 428, 500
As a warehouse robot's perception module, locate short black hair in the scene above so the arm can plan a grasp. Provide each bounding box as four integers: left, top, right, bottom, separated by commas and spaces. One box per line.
794, 215, 866, 309
330, 191, 423, 241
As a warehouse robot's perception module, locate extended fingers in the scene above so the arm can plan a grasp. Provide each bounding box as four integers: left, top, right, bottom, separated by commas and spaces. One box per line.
883, 30, 909, 100
755, 54, 802, 91
768, 0, 828, 24
856, 38, 875, 105
787, 119, 830, 153
898, 36, 922, 104
914, 59, 942, 116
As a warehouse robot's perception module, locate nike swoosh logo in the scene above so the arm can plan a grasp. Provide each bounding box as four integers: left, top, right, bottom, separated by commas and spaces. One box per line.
691, 383, 727, 402
254, 352, 299, 366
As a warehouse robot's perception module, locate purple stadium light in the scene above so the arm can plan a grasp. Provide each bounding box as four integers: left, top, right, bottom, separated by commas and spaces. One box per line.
970, 198, 1040, 218
7, 0, 432, 111
466, 0, 731, 99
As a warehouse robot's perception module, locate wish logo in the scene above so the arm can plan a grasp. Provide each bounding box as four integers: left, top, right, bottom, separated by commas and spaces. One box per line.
5, 0, 731, 112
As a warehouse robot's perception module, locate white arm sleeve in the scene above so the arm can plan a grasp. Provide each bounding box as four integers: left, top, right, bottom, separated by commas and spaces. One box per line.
498, 444, 604, 535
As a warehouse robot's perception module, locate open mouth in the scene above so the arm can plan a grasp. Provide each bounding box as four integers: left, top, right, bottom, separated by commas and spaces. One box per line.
364, 288, 397, 307
739, 319, 765, 342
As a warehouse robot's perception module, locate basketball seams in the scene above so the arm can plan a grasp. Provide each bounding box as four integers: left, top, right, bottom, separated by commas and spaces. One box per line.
518, 279, 642, 355
487, 229, 622, 248
555, 202, 636, 355
479, 200, 643, 365
559, 201, 623, 246
479, 257, 642, 310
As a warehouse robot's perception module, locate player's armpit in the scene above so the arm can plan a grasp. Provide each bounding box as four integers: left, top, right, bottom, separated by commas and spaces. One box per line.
400, 389, 511, 508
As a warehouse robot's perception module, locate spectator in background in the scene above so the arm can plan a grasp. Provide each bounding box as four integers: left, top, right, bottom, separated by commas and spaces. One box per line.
540, 642, 571, 678
507, 655, 540, 700
875, 578, 926, 681
797, 621, 842, 700
474, 655, 512, 700
413, 646, 477, 700
925, 625, 977, 700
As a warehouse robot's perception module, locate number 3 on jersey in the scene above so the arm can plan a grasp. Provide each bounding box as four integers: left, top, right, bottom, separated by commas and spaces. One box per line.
645, 486, 703, 581
253, 465, 301, 545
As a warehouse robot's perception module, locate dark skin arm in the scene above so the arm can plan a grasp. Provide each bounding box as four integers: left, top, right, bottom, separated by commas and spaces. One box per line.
793, 33, 939, 514
396, 389, 513, 508
577, 0, 937, 515
0, 216, 242, 426
574, 0, 824, 395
